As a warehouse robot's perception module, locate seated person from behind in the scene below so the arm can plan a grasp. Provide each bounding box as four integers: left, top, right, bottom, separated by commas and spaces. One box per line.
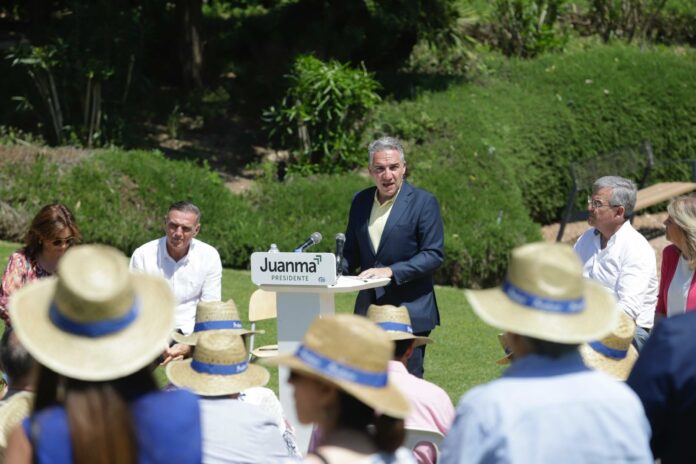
441, 242, 653, 464
166, 332, 292, 463
367, 304, 454, 464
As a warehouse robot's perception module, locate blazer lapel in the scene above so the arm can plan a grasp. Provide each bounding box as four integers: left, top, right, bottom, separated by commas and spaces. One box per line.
360, 187, 378, 256
376, 182, 413, 256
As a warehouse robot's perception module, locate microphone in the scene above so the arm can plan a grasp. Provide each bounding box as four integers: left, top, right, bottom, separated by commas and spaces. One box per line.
335, 233, 346, 276
294, 232, 322, 252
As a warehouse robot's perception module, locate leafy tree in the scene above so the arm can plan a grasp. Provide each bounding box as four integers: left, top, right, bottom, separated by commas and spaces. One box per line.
263, 55, 381, 174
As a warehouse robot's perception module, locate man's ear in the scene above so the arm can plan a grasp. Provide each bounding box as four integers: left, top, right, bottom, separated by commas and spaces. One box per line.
193, 223, 201, 237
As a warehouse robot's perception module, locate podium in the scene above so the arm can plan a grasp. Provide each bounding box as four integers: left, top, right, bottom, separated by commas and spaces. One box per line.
251, 252, 389, 452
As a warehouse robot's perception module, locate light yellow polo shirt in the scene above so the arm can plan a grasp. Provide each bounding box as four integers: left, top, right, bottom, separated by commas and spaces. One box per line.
368, 188, 401, 252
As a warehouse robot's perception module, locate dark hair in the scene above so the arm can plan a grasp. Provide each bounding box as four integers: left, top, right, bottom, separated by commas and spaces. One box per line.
167, 201, 201, 223
33, 365, 158, 464
393, 339, 414, 359
337, 390, 405, 453
24, 204, 81, 259
524, 336, 579, 358
0, 327, 33, 383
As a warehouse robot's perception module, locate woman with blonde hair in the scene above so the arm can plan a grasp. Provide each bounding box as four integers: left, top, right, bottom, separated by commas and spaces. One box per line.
655, 196, 696, 324
267, 314, 415, 463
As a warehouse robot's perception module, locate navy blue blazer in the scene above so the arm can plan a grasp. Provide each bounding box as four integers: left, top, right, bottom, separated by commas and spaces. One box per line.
342, 181, 445, 332
627, 311, 696, 463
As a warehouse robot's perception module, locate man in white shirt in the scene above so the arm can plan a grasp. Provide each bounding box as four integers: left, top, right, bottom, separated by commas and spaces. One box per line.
130, 201, 222, 335
574, 176, 657, 350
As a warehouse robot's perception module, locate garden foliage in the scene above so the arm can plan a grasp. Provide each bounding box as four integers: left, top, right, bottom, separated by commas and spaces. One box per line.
263, 55, 381, 174
491, 0, 568, 57
374, 43, 696, 224
0, 146, 537, 288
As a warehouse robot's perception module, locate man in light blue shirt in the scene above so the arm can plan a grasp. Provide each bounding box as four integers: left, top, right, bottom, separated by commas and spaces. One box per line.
441, 242, 653, 464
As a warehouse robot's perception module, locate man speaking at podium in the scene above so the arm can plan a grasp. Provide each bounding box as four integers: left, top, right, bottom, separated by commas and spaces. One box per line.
342, 136, 444, 378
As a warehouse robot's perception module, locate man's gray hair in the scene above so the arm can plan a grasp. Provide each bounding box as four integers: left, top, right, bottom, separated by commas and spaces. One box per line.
592, 176, 637, 218
167, 201, 201, 223
368, 137, 406, 165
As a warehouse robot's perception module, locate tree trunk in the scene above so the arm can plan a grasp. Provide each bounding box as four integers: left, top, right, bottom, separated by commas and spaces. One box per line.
176, 0, 204, 89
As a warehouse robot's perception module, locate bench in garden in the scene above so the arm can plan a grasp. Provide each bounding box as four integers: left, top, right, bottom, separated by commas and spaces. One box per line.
556, 141, 696, 242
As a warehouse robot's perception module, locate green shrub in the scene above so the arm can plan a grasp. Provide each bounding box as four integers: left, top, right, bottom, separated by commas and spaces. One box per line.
0, 145, 538, 288
263, 55, 381, 175
491, 0, 568, 57
588, 0, 668, 42
375, 43, 696, 224
0, 150, 257, 266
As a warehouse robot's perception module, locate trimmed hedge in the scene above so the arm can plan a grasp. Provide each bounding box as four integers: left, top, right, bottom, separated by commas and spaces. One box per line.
374, 43, 696, 223
0, 147, 538, 288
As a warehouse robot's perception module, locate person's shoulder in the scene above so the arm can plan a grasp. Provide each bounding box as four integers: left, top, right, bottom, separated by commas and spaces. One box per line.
575, 227, 597, 244
353, 186, 377, 202
132, 237, 163, 254
619, 222, 652, 248
191, 238, 219, 254
201, 397, 277, 424
653, 311, 696, 343
406, 182, 434, 197
454, 381, 501, 411
140, 387, 198, 408
662, 243, 680, 259
8, 249, 28, 260
410, 375, 451, 401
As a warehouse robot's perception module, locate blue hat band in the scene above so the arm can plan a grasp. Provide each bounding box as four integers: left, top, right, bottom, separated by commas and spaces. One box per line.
193, 320, 243, 332
49, 301, 139, 337
502, 280, 585, 314
191, 359, 249, 375
377, 322, 413, 334
295, 345, 387, 388
589, 341, 628, 359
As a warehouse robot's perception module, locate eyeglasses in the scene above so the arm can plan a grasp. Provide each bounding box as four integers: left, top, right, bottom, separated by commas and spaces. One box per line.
587, 197, 620, 210
50, 237, 76, 247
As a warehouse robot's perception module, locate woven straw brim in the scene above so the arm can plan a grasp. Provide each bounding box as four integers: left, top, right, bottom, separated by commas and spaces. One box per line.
579, 343, 638, 381
0, 392, 34, 448
496, 353, 512, 365
10, 273, 175, 381
465, 279, 618, 344
166, 359, 269, 395
383, 331, 432, 348
172, 328, 254, 345
251, 344, 278, 358
264, 353, 411, 419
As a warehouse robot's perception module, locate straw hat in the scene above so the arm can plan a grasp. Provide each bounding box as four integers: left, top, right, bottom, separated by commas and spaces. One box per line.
366, 304, 432, 347
465, 242, 618, 344
0, 392, 34, 449
171, 299, 255, 345
264, 314, 411, 419
579, 312, 638, 380
166, 332, 269, 396
9, 245, 175, 381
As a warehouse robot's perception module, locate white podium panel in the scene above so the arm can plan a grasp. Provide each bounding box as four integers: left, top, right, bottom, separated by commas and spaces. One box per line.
251, 252, 337, 286
259, 275, 390, 453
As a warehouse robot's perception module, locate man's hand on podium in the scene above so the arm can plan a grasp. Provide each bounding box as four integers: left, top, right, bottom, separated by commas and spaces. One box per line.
358, 267, 393, 280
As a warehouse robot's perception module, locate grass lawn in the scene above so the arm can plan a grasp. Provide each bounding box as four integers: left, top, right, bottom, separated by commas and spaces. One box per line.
0, 240, 504, 404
